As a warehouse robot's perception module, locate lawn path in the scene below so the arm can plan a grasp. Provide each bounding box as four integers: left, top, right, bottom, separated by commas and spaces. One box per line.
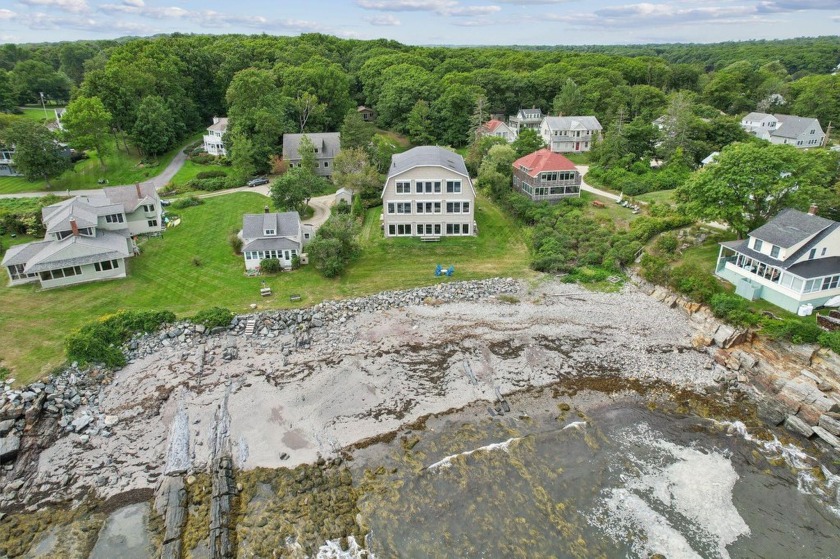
0, 143, 190, 200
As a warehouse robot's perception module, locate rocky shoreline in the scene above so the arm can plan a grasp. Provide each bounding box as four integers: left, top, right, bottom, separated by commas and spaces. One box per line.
1, 275, 839, 556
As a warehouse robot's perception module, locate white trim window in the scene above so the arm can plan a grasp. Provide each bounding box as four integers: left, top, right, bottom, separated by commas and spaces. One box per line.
264, 229, 275, 235
446, 201, 470, 214
148, 219, 158, 227
396, 181, 412, 194
105, 213, 124, 223
419, 223, 441, 236
415, 181, 441, 194
94, 259, 120, 272
395, 202, 411, 214
446, 180, 461, 193
388, 223, 413, 236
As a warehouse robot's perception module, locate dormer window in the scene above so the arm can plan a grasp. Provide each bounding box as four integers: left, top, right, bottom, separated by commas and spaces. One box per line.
770, 245, 780, 258
264, 229, 275, 236
753, 239, 763, 251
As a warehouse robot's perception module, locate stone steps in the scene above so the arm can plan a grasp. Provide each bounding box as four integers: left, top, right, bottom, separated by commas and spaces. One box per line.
244, 318, 256, 336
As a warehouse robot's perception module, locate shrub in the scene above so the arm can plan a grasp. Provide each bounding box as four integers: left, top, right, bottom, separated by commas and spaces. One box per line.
196, 169, 227, 180
709, 293, 760, 327
656, 233, 679, 254
818, 330, 840, 354
188, 176, 229, 191
640, 254, 671, 285
171, 196, 203, 209
333, 200, 351, 214
192, 256, 202, 267
65, 310, 175, 368
189, 153, 215, 165
668, 263, 722, 304
228, 234, 243, 254
260, 258, 282, 274
761, 318, 823, 344
191, 307, 233, 329
291, 255, 301, 270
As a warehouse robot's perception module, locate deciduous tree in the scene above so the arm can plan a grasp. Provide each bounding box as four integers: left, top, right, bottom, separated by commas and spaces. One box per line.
677, 143, 824, 237
340, 109, 375, 150
6, 120, 72, 186
307, 213, 361, 278
61, 96, 112, 166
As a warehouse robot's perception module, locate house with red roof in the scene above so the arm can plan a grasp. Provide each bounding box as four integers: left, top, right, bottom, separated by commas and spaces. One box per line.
512, 148, 581, 202
481, 119, 516, 142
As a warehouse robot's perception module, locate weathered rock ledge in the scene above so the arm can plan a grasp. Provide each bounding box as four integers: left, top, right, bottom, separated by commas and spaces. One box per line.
634, 274, 840, 459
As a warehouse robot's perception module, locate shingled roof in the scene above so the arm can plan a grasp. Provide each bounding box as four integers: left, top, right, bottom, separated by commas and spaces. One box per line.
388, 146, 469, 178
241, 211, 301, 241
282, 133, 341, 161
749, 208, 835, 248
513, 148, 577, 177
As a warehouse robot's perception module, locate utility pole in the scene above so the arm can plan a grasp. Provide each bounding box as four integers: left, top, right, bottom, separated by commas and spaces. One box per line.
39, 92, 48, 121
824, 121, 832, 147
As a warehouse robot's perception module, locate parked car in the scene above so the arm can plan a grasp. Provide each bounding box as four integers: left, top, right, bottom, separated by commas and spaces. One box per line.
247, 177, 269, 187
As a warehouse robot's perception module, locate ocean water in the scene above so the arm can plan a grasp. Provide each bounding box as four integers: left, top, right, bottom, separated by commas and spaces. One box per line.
355, 402, 840, 559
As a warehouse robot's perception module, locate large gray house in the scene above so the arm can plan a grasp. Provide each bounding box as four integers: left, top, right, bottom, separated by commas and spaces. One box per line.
239, 208, 313, 271
508, 108, 543, 133
539, 116, 603, 153
3, 184, 163, 289
381, 146, 476, 239
282, 133, 341, 178
740, 113, 825, 148
716, 207, 840, 312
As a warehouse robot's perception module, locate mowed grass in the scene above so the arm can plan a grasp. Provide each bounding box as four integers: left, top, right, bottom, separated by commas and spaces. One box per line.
1, 191, 532, 384
0, 133, 199, 195
168, 159, 229, 188
636, 189, 677, 205
579, 190, 640, 229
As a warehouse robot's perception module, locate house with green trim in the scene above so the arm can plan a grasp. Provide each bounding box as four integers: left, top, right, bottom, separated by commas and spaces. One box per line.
716, 207, 840, 313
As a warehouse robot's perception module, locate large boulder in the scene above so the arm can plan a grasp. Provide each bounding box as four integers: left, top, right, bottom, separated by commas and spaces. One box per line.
0, 435, 20, 462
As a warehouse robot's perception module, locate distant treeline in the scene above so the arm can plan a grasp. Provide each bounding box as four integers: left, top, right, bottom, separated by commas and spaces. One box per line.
1, 34, 838, 168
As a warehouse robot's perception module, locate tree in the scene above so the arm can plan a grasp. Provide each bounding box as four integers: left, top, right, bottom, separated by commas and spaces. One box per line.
6, 120, 72, 186
306, 213, 361, 278
298, 135, 318, 175
340, 109, 375, 150
291, 92, 326, 132
225, 67, 290, 176
677, 142, 822, 238
477, 143, 517, 200
11, 59, 71, 105
406, 100, 435, 145
0, 70, 14, 113
61, 96, 112, 166
131, 95, 181, 157
270, 167, 328, 215
511, 128, 545, 157
552, 79, 581, 115
368, 134, 400, 174
468, 94, 490, 144
332, 148, 381, 207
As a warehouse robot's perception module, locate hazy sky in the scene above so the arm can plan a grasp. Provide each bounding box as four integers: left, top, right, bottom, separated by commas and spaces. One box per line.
1, 0, 839, 46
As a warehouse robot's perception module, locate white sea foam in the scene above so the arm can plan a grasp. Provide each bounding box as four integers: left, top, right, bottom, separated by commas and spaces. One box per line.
426, 437, 522, 471
316, 536, 375, 558
590, 423, 750, 559
562, 421, 587, 430
715, 419, 840, 517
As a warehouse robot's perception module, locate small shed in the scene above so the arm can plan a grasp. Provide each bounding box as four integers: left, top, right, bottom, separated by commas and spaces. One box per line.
335, 188, 353, 206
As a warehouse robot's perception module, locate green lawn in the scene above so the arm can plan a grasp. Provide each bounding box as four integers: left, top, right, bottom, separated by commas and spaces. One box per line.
19, 106, 63, 124
0, 191, 531, 384
168, 159, 229, 188
636, 189, 676, 205
564, 152, 592, 165
579, 190, 640, 229
0, 133, 200, 195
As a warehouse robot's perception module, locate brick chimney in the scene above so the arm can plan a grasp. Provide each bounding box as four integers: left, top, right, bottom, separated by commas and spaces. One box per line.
135, 182, 142, 198
70, 218, 79, 236
264, 206, 270, 214
809, 204, 819, 216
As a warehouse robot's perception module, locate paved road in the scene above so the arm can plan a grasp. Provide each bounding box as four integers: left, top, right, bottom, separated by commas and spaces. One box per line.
575, 164, 621, 202
0, 144, 190, 200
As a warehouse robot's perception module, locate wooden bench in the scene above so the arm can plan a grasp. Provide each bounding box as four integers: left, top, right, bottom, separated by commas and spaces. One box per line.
260, 287, 272, 297
420, 236, 441, 242
289, 294, 302, 302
